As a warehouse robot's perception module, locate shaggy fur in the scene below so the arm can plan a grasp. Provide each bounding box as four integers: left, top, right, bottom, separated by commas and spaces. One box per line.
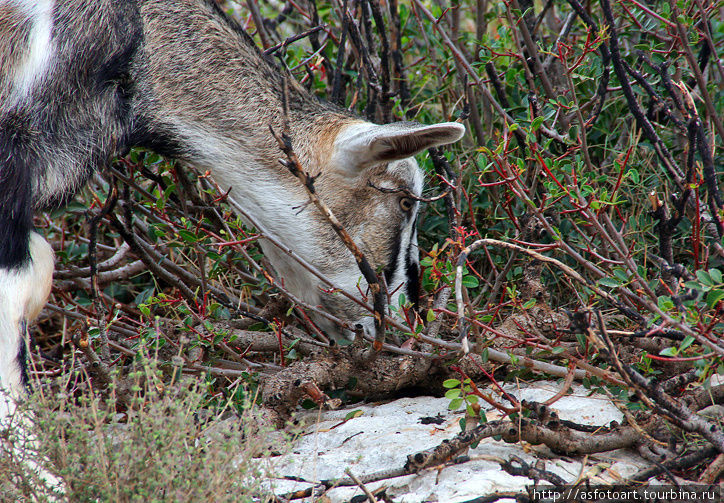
0, 0, 465, 405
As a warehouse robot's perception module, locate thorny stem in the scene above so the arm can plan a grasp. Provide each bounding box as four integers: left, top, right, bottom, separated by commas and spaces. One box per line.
668, 0, 724, 143
272, 78, 387, 354
411, 0, 569, 144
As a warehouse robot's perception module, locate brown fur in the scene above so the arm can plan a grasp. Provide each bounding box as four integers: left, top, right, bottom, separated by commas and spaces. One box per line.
0, 5, 30, 103
0, 0, 463, 343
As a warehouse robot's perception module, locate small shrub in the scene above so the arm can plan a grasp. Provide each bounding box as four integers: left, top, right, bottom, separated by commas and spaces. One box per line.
0, 361, 275, 503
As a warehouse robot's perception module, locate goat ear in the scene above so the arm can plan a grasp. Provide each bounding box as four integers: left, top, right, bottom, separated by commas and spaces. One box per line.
333, 121, 465, 174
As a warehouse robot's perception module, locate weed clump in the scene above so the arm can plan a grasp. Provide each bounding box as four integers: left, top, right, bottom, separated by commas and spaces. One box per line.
0, 363, 274, 503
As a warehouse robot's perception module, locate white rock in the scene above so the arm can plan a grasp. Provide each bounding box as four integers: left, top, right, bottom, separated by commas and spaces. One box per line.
505, 381, 624, 426
264, 381, 652, 502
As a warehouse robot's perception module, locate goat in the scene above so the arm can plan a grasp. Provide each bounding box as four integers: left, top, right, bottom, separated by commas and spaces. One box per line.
0, 0, 465, 411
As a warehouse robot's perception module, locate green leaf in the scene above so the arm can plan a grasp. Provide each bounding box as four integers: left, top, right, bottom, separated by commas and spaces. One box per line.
706, 289, 724, 308
398, 293, 407, 307
659, 347, 677, 357
345, 409, 364, 421
599, 277, 620, 287
710, 269, 722, 284
445, 389, 461, 400
462, 275, 480, 288
178, 230, 198, 243
531, 116, 544, 131
426, 309, 436, 323
657, 296, 674, 311
613, 269, 629, 282
627, 168, 640, 184
135, 287, 155, 306
684, 281, 703, 291
522, 299, 536, 309
480, 347, 489, 363
576, 333, 587, 348
449, 398, 464, 410
696, 270, 714, 286
443, 379, 461, 388
680, 336, 695, 351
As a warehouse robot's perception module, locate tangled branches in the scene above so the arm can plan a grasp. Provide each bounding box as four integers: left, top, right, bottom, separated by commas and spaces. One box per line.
28, 0, 724, 490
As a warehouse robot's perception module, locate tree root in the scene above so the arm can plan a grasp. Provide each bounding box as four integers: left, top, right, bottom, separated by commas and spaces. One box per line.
404, 416, 642, 472
260, 337, 435, 426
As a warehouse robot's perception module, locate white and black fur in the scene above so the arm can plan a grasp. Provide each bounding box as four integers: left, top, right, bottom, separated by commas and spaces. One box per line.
0, 0, 465, 409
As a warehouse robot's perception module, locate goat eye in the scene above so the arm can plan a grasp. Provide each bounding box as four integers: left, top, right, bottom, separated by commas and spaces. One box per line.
399, 197, 414, 212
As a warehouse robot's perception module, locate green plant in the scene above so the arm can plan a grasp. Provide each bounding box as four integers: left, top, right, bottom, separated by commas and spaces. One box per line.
0, 360, 275, 502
